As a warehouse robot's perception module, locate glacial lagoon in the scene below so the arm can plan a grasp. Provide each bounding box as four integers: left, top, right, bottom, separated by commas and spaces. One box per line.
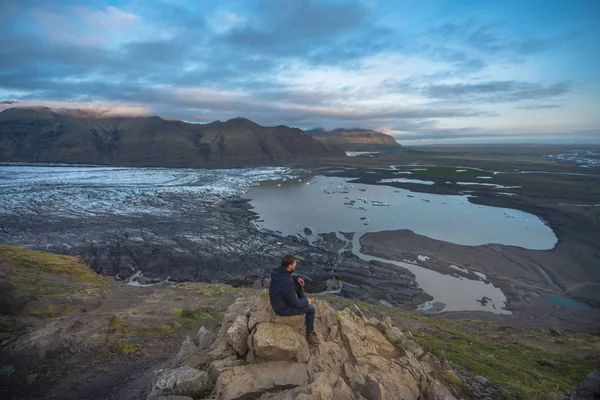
245, 175, 560, 313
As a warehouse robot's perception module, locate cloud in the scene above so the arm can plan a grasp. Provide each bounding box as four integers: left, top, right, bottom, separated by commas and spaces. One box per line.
0, 1, 597, 144
29, 4, 141, 47
424, 81, 571, 103
513, 104, 561, 110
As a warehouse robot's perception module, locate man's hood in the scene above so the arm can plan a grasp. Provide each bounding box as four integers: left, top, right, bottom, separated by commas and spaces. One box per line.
271, 266, 291, 282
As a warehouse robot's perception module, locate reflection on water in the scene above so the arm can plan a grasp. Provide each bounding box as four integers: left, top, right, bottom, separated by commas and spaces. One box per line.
245, 175, 559, 313
246, 176, 557, 249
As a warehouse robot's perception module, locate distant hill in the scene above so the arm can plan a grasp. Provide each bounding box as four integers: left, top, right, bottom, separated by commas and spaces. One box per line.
0, 107, 345, 167
305, 128, 401, 151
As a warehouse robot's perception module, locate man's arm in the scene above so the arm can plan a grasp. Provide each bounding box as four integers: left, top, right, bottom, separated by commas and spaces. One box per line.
281, 279, 309, 308
292, 274, 305, 286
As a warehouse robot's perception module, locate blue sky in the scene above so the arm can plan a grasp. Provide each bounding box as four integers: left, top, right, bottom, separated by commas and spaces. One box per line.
0, 0, 598, 144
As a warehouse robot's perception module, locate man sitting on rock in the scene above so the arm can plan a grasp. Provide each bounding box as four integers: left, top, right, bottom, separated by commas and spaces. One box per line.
269, 254, 322, 345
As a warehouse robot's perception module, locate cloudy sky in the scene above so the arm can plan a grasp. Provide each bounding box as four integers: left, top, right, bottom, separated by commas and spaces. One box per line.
1, 0, 599, 144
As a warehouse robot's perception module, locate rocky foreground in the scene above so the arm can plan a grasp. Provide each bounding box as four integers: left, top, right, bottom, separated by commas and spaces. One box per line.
1, 246, 599, 399
145, 293, 486, 400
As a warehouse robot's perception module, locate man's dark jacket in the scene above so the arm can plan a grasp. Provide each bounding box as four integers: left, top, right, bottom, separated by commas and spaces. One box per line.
269, 267, 308, 314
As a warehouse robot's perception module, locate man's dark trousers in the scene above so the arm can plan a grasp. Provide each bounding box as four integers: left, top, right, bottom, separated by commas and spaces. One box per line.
275, 282, 315, 334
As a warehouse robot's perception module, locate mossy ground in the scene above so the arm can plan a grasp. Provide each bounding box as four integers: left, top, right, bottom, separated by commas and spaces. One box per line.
0, 245, 108, 289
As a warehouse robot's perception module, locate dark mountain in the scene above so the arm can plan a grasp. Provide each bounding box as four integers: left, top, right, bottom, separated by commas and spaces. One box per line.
0, 107, 345, 167
305, 128, 401, 151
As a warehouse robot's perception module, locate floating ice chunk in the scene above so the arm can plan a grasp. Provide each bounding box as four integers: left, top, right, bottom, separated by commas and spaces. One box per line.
449, 264, 469, 273
473, 271, 487, 280
417, 255, 430, 262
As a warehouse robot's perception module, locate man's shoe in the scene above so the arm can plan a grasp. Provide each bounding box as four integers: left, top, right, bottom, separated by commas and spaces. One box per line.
306, 331, 322, 345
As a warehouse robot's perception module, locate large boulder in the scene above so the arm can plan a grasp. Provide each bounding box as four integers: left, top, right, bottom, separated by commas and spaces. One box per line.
226, 315, 250, 356
215, 361, 310, 400
248, 292, 306, 336
256, 372, 358, 400
252, 322, 310, 363
147, 367, 209, 399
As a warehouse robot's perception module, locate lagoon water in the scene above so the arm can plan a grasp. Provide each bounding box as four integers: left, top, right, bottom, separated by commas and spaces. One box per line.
246, 175, 557, 250
245, 175, 559, 313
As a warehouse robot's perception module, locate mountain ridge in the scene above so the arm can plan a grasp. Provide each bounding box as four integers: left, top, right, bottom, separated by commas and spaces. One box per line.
0, 107, 345, 167
305, 127, 401, 151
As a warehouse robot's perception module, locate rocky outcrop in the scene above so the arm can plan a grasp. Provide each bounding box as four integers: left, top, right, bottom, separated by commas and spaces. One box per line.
147, 367, 210, 399
146, 293, 461, 400
567, 369, 600, 400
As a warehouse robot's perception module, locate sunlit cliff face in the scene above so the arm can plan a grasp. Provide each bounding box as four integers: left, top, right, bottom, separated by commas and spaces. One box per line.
1, 0, 598, 144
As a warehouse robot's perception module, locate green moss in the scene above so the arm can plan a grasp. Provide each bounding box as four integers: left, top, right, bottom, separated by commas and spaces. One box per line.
390, 337, 406, 350
413, 328, 598, 399
199, 377, 216, 398
108, 315, 131, 336
177, 282, 234, 296
549, 327, 563, 337
112, 340, 143, 356
137, 323, 179, 337
173, 307, 216, 328
0, 245, 107, 287
442, 370, 464, 386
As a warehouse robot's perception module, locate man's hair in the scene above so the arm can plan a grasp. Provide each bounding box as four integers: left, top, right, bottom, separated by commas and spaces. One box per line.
281, 254, 296, 269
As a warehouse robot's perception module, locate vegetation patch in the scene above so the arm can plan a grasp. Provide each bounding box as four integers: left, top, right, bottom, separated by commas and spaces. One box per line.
112, 340, 143, 356
0, 245, 107, 287
442, 370, 464, 386
177, 282, 234, 296
108, 315, 131, 336
413, 327, 598, 399
173, 307, 216, 328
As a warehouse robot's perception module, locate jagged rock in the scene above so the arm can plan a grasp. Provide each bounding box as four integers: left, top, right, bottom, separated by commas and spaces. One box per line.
214, 361, 309, 400
195, 326, 217, 349
147, 367, 209, 399
338, 308, 379, 360
455, 369, 502, 400
424, 379, 457, 400
205, 339, 237, 363
252, 322, 310, 363
344, 355, 422, 399
208, 356, 246, 381
568, 369, 600, 400
172, 337, 198, 367
306, 341, 346, 378
248, 293, 306, 335
172, 327, 217, 368
365, 325, 398, 359
226, 315, 250, 356
405, 339, 425, 359
256, 372, 358, 400
153, 296, 457, 400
